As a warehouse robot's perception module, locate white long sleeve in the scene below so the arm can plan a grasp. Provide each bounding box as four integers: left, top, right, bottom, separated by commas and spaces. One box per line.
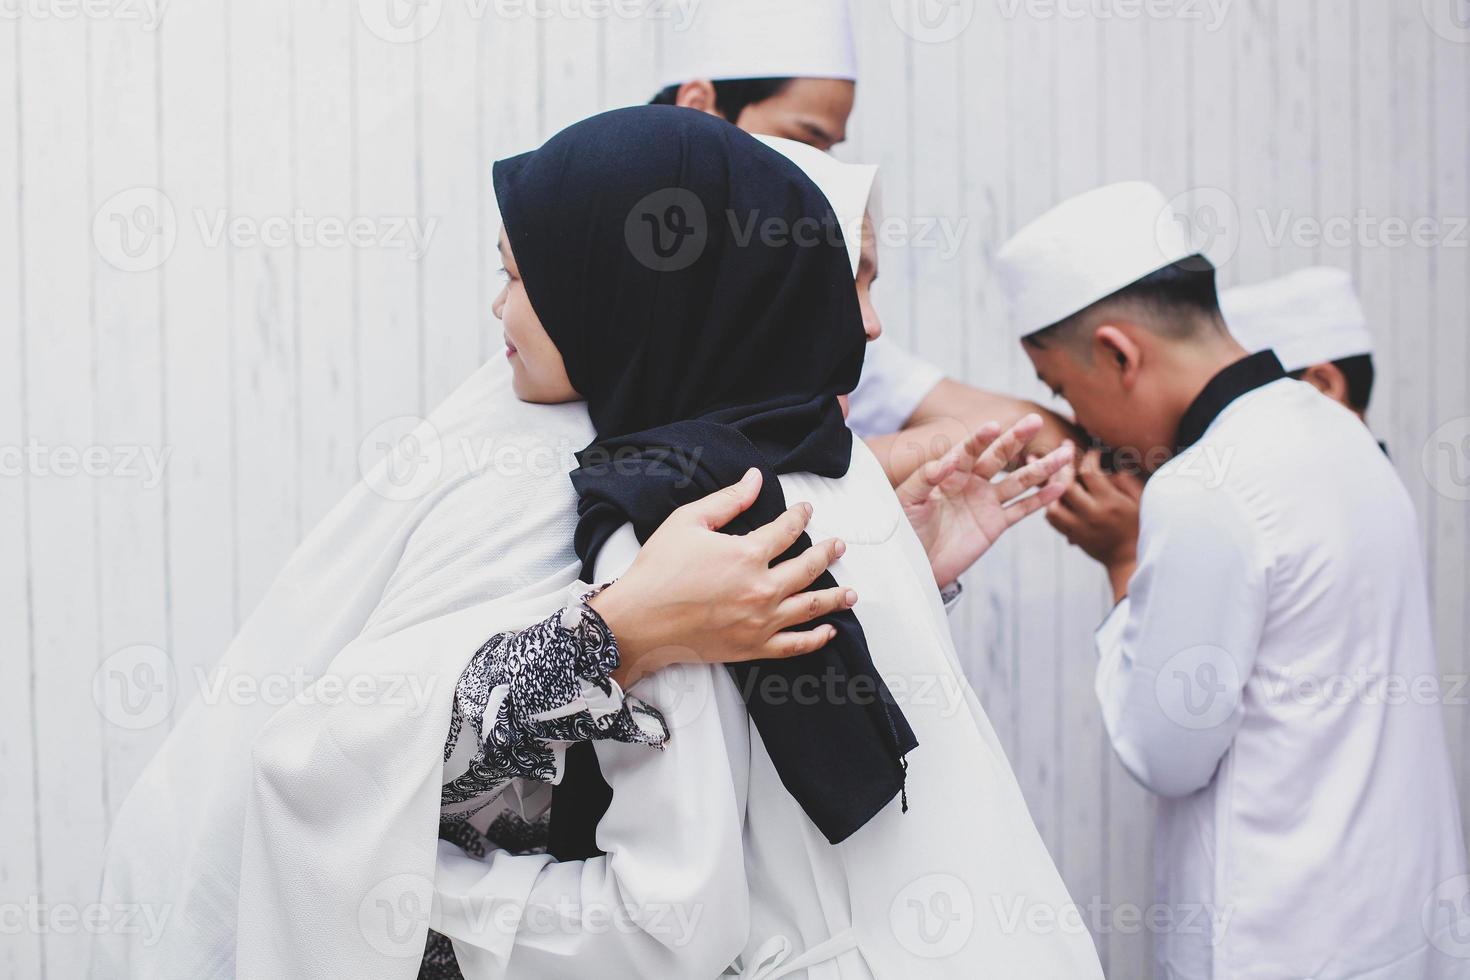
1094, 470, 1269, 800
432, 524, 751, 979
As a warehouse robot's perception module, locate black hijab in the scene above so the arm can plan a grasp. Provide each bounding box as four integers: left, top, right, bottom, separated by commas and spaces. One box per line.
493, 106, 916, 855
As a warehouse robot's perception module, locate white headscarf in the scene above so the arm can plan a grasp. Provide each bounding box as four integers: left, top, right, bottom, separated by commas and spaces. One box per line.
754, 135, 878, 277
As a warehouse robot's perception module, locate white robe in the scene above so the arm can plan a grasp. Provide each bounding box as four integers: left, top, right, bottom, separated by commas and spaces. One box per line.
436, 440, 1106, 978
1094, 377, 1468, 979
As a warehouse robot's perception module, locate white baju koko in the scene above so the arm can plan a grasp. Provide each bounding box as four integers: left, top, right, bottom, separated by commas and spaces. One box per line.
1095, 360, 1468, 979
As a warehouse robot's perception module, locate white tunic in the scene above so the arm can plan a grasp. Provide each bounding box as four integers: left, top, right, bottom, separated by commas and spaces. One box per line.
440, 439, 1104, 978
1095, 376, 1468, 979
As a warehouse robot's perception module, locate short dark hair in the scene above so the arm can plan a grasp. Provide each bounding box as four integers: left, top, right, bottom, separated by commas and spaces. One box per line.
649, 78, 795, 123
1023, 256, 1225, 355
1289, 353, 1376, 412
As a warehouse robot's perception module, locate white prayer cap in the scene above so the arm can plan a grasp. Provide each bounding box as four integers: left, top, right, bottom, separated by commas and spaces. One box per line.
1220, 267, 1373, 372
996, 181, 1197, 339
756, 135, 877, 276
658, 0, 858, 89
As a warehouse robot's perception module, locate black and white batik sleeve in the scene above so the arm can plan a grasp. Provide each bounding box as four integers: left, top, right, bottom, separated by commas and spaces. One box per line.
439, 585, 669, 824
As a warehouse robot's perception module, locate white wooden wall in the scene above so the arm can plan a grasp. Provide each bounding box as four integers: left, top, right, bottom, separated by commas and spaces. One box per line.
2, 1, 1467, 976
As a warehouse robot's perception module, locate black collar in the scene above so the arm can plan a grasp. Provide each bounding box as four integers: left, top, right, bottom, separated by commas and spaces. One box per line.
1175, 350, 1287, 451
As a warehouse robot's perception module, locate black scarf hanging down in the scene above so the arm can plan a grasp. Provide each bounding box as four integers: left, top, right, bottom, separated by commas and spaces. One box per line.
492, 106, 917, 857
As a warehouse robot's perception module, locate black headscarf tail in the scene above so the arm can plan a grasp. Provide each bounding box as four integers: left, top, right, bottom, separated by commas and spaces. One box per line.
493, 106, 917, 855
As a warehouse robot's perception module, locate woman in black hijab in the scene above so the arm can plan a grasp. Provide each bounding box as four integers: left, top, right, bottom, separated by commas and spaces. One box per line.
492, 104, 915, 855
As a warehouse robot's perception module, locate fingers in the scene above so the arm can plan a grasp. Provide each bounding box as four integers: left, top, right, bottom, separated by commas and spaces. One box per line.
761, 624, 839, 660
993, 441, 1075, 502
974, 413, 1044, 481
1005, 478, 1068, 527
894, 453, 958, 508
774, 584, 859, 630
683, 468, 763, 531
773, 537, 845, 596
1045, 495, 1086, 542
747, 500, 815, 560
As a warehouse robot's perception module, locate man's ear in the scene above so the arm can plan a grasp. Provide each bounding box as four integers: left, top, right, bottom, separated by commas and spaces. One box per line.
1301, 361, 1351, 408
674, 79, 720, 116
1094, 324, 1142, 391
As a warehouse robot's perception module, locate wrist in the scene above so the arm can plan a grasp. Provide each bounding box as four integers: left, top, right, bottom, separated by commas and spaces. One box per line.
1105, 558, 1136, 603
587, 583, 653, 686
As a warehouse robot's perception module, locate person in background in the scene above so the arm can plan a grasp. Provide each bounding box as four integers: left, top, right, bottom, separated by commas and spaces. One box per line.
649, 0, 1080, 476
1221, 265, 1382, 442
999, 180, 1466, 979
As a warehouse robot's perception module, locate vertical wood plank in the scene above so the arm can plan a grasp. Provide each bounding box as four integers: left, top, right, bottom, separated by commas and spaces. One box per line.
1232, 0, 1278, 284
229, 0, 300, 617
294, 0, 358, 528
0, 14, 44, 979
1425, 2, 1470, 844
88, 0, 169, 824
159, 0, 235, 706
19, 11, 105, 977
353, 4, 422, 473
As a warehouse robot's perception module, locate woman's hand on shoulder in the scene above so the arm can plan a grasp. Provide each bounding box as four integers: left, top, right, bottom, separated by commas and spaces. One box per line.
590, 468, 858, 688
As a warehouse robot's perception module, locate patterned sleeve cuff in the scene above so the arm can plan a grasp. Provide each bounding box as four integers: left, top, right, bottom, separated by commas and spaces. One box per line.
444, 585, 669, 793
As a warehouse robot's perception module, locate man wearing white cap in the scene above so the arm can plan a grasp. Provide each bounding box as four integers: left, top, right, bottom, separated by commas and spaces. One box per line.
650, 0, 1078, 462
1221, 266, 1379, 426
998, 181, 1467, 978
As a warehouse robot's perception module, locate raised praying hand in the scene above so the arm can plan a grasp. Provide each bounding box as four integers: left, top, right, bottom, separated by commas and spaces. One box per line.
896, 414, 1075, 590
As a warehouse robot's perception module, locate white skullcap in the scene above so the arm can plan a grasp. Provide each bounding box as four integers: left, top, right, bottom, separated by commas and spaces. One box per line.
755, 135, 877, 276
1220, 267, 1373, 372
658, 0, 858, 89
996, 181, 1196, 339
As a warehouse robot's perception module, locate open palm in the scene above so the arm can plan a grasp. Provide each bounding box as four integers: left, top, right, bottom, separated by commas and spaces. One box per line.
895, 414, 1075, 590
